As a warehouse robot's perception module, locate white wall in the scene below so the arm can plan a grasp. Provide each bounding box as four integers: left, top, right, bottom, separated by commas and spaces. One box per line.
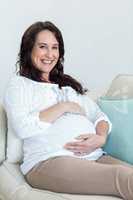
0, 0, 133, 100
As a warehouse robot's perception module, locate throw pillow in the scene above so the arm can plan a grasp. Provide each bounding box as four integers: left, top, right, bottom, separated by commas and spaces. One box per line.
98, 96, 133, 164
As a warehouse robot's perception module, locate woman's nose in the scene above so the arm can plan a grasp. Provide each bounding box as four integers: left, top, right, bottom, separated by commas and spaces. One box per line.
45, 48, 53, 58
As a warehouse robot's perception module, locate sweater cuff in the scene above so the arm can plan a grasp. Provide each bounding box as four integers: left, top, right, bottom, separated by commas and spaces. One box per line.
33, 111, 52, 130
94, 116, 112, 134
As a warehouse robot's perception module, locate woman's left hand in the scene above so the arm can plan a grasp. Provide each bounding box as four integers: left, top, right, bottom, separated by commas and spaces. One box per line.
63, 134, 107, 156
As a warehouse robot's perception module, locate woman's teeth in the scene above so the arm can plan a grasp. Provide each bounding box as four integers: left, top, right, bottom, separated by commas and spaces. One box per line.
42, 60, 52, 64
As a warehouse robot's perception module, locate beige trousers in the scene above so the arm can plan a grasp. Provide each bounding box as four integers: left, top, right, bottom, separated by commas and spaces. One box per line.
25, 155, 133, 200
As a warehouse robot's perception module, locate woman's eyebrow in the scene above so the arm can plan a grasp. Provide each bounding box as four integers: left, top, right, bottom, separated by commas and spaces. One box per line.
37, 42, 59, 46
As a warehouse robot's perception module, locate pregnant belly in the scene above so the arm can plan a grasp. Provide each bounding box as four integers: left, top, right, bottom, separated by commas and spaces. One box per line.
43, 113, 96, 149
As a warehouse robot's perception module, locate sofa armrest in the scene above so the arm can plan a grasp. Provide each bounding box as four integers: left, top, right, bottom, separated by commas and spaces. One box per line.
0, 104, 7, 164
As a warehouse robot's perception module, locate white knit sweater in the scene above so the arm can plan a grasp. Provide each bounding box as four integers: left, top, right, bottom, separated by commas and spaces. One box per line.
4, 75, 111, 175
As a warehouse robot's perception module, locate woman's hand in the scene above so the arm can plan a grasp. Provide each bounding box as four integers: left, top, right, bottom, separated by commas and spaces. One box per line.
64, 102, 86, 116
39, 101, 85, 123
64, 134, 107, 156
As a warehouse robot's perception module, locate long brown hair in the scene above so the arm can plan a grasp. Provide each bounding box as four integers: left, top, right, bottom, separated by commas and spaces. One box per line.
16, 21, 87, 94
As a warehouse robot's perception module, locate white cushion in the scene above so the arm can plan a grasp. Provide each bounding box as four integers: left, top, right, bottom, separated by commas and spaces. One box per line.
6, 123, 23, 163
105, 74, 133, 98
0, 105, 7, 163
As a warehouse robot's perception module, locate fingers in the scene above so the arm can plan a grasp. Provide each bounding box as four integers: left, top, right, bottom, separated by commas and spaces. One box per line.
67, 102, 86, 116
64, 143, 91, 155
64, 141, 84, 147
75, 134, 94, 140
64, 141, 88, 154
75, 134, 89, 140
64, 146, 87, 154
64, 135, 97, 155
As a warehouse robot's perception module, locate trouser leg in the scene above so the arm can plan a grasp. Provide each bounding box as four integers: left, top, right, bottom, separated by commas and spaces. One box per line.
25, 156, 133, 199
97, 155, 133, 199
97, 155, 133, 169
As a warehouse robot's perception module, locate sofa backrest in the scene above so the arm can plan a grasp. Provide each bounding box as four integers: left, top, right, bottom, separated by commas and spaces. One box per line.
0, 104, 7, 164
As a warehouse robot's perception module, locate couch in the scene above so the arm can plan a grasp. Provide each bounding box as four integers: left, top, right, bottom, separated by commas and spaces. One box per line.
0, 88, 122, 200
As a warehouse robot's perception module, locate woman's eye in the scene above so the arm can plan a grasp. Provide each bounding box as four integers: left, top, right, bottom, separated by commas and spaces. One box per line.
53, 46, 58, 50
40, 45, 46, 49
38, 45, 58, 50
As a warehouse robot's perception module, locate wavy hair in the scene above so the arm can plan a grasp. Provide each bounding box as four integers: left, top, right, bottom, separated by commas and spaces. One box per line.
16, 21, 87, 94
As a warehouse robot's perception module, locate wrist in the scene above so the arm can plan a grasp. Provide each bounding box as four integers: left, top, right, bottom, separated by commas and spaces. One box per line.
59, 102, 68, 114
99, 134, 107, 146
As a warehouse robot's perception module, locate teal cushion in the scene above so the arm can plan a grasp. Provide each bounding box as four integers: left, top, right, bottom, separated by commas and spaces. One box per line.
98, 97, 133, 164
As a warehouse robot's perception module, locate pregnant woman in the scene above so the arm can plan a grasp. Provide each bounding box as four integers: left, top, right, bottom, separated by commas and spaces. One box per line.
4, 21, 133, 200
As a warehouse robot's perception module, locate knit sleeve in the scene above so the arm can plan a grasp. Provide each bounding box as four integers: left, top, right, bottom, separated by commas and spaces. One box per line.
82, 95, 112, 133
4, 76, 51, 139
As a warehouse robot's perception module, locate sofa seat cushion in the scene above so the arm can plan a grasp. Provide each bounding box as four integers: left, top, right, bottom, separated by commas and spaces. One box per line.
0, 161, 122, 200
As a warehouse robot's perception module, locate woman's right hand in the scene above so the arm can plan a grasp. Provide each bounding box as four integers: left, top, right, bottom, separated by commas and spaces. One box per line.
39, 101, 86, 123
63, 102, 86, 116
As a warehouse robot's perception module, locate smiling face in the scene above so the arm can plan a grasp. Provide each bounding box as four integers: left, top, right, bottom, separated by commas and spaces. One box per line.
31, 30, 59, 82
